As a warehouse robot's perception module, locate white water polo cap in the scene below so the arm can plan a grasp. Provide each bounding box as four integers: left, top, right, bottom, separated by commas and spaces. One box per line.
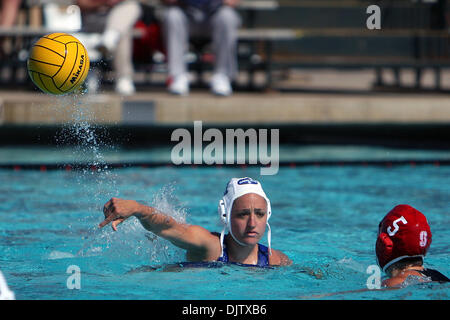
218, 177, 272, 257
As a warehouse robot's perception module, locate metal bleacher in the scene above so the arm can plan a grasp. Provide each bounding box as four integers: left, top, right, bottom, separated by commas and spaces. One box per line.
0, 0, 449, 92
239, 0, 450, 91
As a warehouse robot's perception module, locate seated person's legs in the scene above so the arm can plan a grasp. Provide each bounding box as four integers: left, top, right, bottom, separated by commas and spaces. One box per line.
162, 5, 190, 95
210, 5, 241, 96
103, 0, 142, 95
0, 0, 22, 27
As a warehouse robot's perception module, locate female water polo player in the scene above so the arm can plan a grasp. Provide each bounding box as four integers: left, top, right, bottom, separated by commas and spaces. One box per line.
376, 204, 449, 287
99, 177, 292, 267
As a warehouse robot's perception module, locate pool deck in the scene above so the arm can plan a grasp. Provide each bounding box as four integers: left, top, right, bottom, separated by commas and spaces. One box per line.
2, 68, 450, 126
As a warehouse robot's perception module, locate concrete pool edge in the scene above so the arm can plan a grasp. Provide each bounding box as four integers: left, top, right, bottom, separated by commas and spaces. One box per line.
1, 90, 450, 125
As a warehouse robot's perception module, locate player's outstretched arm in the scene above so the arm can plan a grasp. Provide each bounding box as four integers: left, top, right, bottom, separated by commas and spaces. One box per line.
99, 198, 218, 254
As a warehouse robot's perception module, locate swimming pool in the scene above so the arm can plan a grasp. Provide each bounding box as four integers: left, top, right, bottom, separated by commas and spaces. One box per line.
0, 160, 449, 300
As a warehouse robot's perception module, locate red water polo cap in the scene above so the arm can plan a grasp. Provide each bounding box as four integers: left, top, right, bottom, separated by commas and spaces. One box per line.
376, 204, 432, 272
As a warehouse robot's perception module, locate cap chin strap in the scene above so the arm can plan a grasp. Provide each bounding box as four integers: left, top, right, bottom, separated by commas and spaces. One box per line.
218, 200, 227, 258
219, 227, 225, 258
229, 226, 248, 247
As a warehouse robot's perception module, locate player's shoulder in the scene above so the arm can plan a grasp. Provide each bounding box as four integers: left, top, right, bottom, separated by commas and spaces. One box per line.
184, 226, 222, 260
269, 248, 292, 266
382, 277, 403, 288
382, 271, 420, 288
186, 225, 220, 243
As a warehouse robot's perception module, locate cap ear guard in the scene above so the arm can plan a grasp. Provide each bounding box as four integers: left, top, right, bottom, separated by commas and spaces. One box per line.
379, 232, 394, 253
376, 232, 394, 270
218, 199, 226, 225
266, 199, 272, 221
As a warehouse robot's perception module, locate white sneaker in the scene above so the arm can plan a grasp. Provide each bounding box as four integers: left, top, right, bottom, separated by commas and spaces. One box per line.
102, 29, 120, 53
168, 74, 189, 96
210, 73, 232, 96
96, 30, 120, 59
115, 77, 135, 96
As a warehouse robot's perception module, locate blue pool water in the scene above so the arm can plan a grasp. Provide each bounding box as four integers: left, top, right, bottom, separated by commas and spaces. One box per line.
0, 162, 449, 300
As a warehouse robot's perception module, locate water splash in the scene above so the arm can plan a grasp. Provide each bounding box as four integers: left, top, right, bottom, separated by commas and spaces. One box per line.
337, 257, 368, 273
50, 91, 188, 267
76, 183, 187, 265
47, 250, 76, 260
401, 274, 432, 288
51, 90, 121, 260
59, 93, 118, 201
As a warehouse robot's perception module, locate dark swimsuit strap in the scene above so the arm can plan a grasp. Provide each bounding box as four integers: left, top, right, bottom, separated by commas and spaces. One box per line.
418, 268, 450, 283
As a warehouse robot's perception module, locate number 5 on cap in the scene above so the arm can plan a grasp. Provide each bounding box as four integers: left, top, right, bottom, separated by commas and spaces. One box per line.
387, 216, 408, 236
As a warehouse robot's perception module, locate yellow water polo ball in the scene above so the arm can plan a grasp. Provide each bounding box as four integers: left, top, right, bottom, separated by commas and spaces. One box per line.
27, 33, 90, 95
